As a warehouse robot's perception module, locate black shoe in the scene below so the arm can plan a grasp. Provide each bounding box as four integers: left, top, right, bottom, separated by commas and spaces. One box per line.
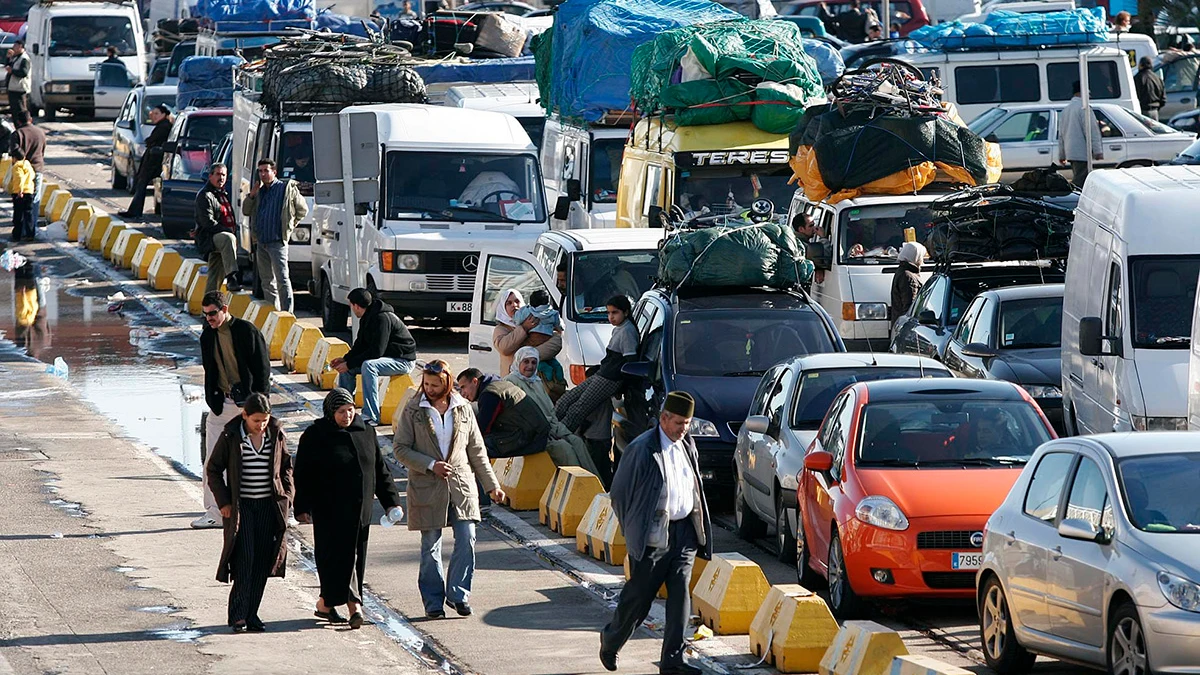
599, 645, 618, 672
659, 664, 701, 675
314, 608, 347, 623
247, 618, 266, 632
225, 274, 242, 292
348, 611, 364, 629
446, 600, 472, 616
231, 622, 247, 634
425, 609, 446, 619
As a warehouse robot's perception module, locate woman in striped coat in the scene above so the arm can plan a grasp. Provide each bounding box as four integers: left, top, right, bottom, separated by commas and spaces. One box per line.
207, 393, 294, 633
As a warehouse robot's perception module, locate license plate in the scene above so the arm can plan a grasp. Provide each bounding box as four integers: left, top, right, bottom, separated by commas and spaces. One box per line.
951, 552, 983, 570
446, 301, 471, 313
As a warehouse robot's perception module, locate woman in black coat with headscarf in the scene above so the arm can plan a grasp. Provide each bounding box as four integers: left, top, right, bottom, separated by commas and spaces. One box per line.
294, 388, 402, 629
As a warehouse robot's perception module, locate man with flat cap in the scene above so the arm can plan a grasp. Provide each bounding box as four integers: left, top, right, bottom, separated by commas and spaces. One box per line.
600, 391, 712, 675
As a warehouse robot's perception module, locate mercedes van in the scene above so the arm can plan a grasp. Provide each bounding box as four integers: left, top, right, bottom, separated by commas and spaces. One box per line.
541, 117, 629, 230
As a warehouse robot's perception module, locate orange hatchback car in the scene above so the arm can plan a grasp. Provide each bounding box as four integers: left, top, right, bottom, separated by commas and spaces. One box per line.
795, 378, 1056, 619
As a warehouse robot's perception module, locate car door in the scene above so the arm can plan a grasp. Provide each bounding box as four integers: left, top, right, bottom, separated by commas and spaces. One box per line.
988, 109, 1055, 176
944, 295, 984, 376
1093, 109, 1127, 168
951, 295, 997, 378
1158, 54, 1199, 120
113, 91, 136, 173
468, 251, 553, 373
894, 275, 949, 358
93, 62, 134, 121
740, 366, 784, 516
1094, 258, 1124, 433
1046, 453, 1114, 651
803, 389, 854, 574
752, 366, 797, 519
1008, 450, 1076, 636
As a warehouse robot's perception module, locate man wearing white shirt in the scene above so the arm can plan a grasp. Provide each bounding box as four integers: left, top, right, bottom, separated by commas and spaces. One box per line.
601, 392, 712, 675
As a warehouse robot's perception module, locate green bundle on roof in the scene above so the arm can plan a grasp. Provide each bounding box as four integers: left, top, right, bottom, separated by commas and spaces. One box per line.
630, 18, 825, 133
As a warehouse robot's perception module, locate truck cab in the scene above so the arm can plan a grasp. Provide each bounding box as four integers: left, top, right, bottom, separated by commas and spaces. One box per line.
615, 118, 794, 228
311, 104, 549, 330
541, 118, 629, 230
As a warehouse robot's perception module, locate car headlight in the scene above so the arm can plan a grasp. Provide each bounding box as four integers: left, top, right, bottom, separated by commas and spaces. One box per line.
1131, 416, 1188, 431
689, 417, 720, 438
290, 226, 311, 243
1024, 385, 1062, 399
396, 253, 421, 271
855, 495, 909, 531
1158, 572, 1200, 613
842, 302, 888, 321
48, 83, 70, 93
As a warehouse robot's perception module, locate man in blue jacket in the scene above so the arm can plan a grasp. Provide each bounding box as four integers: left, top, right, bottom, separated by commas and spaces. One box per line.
600, 391, 712, 675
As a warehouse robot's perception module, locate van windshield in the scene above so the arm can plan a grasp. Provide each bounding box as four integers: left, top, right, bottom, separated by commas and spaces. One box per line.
838, 203, 935, 264
1129, 256, 1200, 349
385, 151, 546, 223
590, 137, 625, 205
676, 166, 793, 218
0, 0, 34, 19
49, 16, 136, 56
568, 251, 659, 322
278, 131, 315, 191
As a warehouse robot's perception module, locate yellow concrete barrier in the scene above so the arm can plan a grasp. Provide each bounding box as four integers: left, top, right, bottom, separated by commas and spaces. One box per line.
576, 493, 610, 554
40, 189, 66, 219
353, 374, 366, 407
109, 228, 142, 266
380, 373, 417, 423
624, 554, 709, 599
281, 323, 323, 373
187, 273, 225, 315
818, 621, 908, 675
172, 259, 206, 300
262, 311, 297, 361
100, 224, 128, 259
749, 585, 840, 673
539, 467, 568, 526
693, 552, 771, 635
47, 191, 72, 222
147, 249, 184, 291
575, 493, 625, 565
226, 291, 254, 319
494, 452, 556, 511
307, 337, 350, 389
887, 655, 972, 675
242, 300, 274, 331
540, 466, 603, 537
66, 204, 94, 242
131, 238, 163, 279
60, 198, 88, 228
78, 212, 110, 245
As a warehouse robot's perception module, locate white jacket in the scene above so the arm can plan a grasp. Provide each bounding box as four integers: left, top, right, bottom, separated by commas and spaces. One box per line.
7, 51, 30, 94
1057, 97, 1103, 163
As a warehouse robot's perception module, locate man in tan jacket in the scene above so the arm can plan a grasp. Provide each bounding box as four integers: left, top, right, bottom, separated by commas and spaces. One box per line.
392, 360, 504, 619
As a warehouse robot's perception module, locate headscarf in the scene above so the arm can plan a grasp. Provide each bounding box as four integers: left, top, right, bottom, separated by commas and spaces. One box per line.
495, 288, 523, 327
323, 388, 355, 421
898, 241, 927, 268
510, 346, 542, 383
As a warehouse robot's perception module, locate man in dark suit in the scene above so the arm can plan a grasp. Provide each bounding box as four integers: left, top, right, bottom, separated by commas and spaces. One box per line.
600, 391, 712, 675
119, 104, 173, 220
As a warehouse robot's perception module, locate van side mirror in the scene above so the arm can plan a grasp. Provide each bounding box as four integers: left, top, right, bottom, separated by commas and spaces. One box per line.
1079, 316, 1119, 357
354, 203, 370, 216
566, 178, 581, 202
647, 205, 664, 228
918, 310, 938, 326
984, 133, 1000, 144
31, 44, 38, 56
553, 195, 571, 221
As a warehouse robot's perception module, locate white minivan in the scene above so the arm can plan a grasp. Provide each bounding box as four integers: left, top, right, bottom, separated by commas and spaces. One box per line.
467, 228, 663, 381
541, 117, 629, 230
445, 83, 546, 151
1063, 165, 1200, 435
26, 0, 145, 118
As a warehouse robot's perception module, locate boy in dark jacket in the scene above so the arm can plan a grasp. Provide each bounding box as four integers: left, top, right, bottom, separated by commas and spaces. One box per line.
332, 287, 418, 426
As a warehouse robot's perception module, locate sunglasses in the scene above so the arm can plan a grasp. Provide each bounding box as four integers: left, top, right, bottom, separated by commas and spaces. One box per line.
202, 309, 223, 318
415, 360, 447, 374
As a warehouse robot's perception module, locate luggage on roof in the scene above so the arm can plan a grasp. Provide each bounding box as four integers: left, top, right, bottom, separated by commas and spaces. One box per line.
658, 220, 813, 290
177, 55, 243, 109
923, 185, 1076, 263
908, 7, 1109, 50
192, 0, 316, 25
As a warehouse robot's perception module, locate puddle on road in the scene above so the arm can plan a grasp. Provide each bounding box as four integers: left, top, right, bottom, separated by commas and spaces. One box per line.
0, 254, 207, 476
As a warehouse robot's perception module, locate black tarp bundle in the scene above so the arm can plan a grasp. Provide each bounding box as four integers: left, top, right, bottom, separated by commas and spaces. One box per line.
658, 221, 813, 289
924, 185, 1077, 263
256, 35, 426, 110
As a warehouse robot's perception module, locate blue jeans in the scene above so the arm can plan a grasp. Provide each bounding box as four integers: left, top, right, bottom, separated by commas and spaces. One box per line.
418, 513, 476, 614
31, 173, 42, 227
336, 357, 414, 424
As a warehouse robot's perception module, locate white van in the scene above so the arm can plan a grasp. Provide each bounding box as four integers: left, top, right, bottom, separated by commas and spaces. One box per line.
311, 104, 549, 330
896, 45, 1137, 122
541, 117, 629, 230
445, 83, 546, 151
956, 0, 1076, 24
467, 229, 664, 381
26, 0, 146, 118
787, 190, 946, 350
1063, 165, 1200, 435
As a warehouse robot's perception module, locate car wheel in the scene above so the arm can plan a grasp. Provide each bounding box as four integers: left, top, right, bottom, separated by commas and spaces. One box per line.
775, 492, 797, 564
1108, 603, 1150, 675
111, 160, 127, 191
794, 512, 821, 588
827, 529, 865, 620
321, 277, 350, 333
980, 576, 1036, 674
734, 478, 767, 541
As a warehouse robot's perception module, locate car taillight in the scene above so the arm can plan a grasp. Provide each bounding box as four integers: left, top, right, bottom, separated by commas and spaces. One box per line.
570, 364, 587, 385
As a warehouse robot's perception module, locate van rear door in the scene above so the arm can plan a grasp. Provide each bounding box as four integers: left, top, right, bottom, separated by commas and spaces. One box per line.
93, 62, 133, 120
468, 250, 555, 373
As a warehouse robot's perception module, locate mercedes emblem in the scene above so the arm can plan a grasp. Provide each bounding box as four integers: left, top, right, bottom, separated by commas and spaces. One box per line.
462, 255, 479, 273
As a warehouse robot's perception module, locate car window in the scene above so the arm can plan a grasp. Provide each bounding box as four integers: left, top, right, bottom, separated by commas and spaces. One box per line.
953, 296, 983, 343
826, 392, 855, 478
919, 276, 948, 321
790, 366, 952, 429
1094, 110, 1122, 139
1047, 61, 1122, 101
1105, 261, 1123, 339
999, 296, 1062, 349
990, 110, 1051, 142
858, 399, 1051, 465
1161, 55, 1199, 94
968, 297, 997, 346
479, 255, 549, 325
955, 64, 1040, 105
1024, 452, 1075, 522
1129, 255, 1200, 348
766, 368, 795, 430
673, 308, 836, 377
1065, 457, 1115, 539
1117, 452, 1200, 533
750, 367, 785, 416
817, 392, 847, 449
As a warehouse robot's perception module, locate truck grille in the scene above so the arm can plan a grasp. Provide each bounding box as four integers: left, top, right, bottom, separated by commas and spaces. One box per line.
922, 572, 976, 589
426, 275, 474, 293
428, 252, 480, 274
917, 531, 981, 550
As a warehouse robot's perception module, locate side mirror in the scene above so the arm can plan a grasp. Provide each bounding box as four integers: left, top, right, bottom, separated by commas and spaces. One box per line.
163, 140, 177, 154
984, 133, 1000, 144
806, 240, 832, 271
31, 44, 38, 56
1058, 517, 1106, 544
804, 450, 834, 472
566, 178, 582, 202
647, 204, 664, 228
621, 361, 653, 380
116, 119, 134, 130
553, 195, 570, 221
354, 203, 369, 216
961, 342, 998, 358
744, 414, 770, 435
1079, 316, 1106, 357
918, 310, 938, 326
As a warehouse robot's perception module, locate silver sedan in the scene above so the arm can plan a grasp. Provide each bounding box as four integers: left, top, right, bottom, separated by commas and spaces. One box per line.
977, 433, 1200, 674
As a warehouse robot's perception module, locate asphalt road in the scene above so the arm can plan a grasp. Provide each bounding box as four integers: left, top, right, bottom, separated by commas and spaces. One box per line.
25, 116, 1096, 675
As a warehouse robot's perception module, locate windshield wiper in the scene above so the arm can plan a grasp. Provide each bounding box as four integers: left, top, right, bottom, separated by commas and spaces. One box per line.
1154, 336, 1190, 345
443, 205, 530, 224
722, 369, 766, 377
920, 457, 1027, 467
861, 458, 922, 467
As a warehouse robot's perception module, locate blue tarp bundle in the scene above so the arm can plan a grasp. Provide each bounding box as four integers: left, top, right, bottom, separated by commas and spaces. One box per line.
411, 56, 536, 85
801, 38, 843, 86
177, 56, 243, 109
909, 7, 1108, 50
192, 0, 315, 24
535, 0, 740, 123
314, 9, 384, 38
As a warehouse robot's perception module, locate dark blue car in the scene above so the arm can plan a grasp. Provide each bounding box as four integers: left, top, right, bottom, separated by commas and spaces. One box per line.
613, 286, 844, 497
155, 108, 233, 239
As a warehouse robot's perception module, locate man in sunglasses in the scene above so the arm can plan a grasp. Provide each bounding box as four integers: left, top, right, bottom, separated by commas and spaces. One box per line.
195, 291, 271, 528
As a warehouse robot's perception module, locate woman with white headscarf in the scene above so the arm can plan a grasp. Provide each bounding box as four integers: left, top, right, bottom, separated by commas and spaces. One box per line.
492, 288, 562, 375
504, 346, 604, 484
889, 241, 927, 328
